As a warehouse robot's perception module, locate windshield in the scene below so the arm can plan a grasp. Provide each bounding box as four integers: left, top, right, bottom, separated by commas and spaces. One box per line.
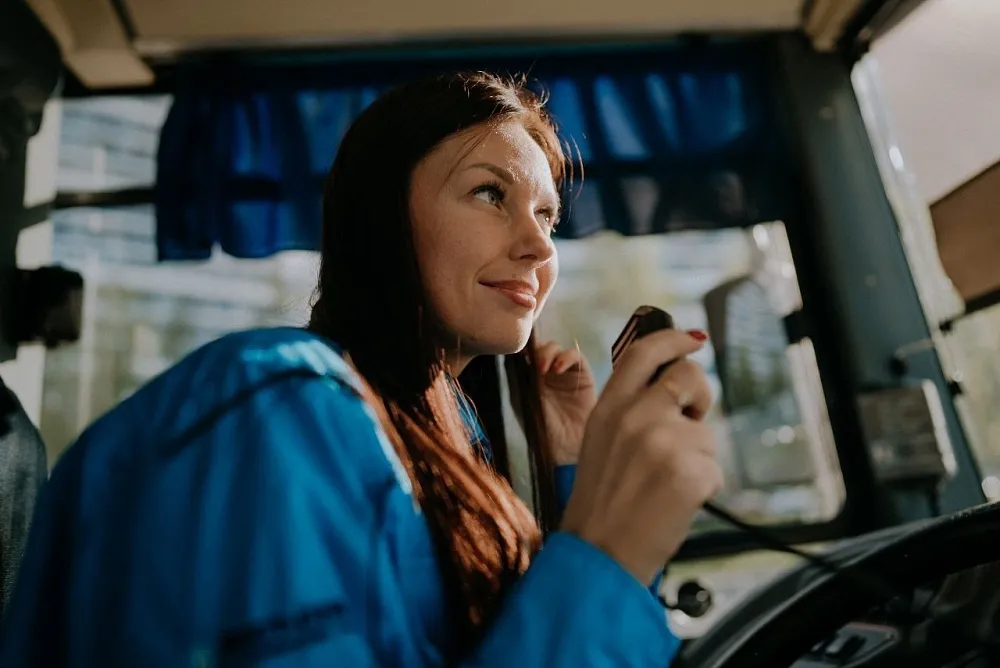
529, 228, 845, 532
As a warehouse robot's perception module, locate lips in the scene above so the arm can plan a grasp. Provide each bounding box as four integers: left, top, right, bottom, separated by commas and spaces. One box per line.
481, 280, 538, 309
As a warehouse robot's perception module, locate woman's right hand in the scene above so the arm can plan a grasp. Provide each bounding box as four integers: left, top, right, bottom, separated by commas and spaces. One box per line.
559, 328, 723, 585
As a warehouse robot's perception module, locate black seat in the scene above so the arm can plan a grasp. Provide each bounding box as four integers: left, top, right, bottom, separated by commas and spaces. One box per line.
0, 375, 47, 614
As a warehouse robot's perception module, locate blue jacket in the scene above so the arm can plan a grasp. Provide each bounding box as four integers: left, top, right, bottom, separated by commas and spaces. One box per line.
0, 328, 679, 667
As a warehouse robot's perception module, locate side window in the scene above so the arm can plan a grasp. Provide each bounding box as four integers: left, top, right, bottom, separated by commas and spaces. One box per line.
947, 303, 1000, 499
40, 98, 319, 458
853, 42, 1000, 502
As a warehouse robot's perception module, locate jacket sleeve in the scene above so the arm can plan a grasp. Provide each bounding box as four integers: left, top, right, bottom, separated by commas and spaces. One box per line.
235, 377, 682, 667
466, 531, 679, 666
203, 378, 681, 668
6, 373, 677, 668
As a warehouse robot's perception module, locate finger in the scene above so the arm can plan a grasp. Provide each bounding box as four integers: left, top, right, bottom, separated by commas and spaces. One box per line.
534, 340, 562, 374
663, 450, 725, 511
551, 348, 582, 374
685, 446, 725, 502
602, 329, 706, 407
635, 445, 722, 508
682, 420, 719, 460
627, 410, 718, 460
646, 359, 714, 421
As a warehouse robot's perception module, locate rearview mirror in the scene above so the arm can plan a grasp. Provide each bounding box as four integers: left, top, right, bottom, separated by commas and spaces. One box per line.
703, 274, 815, 487
701, 223, 823, 489
704, 276, 790, 413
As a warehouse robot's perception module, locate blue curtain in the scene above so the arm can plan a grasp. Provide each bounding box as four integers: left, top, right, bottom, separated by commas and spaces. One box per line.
155, 42, 791, 261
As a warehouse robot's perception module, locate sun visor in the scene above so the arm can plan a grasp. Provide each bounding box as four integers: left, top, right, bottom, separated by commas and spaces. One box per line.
930, 160, 1000, 310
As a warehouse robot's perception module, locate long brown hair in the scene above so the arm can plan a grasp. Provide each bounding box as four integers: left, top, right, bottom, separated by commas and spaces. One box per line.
308, 72, 567, 655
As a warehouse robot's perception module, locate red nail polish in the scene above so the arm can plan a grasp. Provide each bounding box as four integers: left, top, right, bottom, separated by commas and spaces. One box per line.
687, 329, 708, 342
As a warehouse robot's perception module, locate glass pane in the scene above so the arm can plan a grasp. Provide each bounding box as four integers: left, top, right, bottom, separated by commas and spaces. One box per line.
57, 96, 170, 192
947, 302, 1000, 499
40, 204, 319, 458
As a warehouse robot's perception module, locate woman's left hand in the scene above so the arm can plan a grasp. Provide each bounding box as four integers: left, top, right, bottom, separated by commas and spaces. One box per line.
535, 340, 597, 465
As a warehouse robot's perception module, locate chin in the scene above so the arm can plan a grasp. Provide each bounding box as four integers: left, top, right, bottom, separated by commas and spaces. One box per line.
472, 321, 533, 356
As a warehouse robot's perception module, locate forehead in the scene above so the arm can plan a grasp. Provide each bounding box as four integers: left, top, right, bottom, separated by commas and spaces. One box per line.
423, 120, 558, 192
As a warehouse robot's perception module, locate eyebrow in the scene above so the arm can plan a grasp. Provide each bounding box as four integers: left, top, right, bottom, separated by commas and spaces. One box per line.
465, 162, 517, 184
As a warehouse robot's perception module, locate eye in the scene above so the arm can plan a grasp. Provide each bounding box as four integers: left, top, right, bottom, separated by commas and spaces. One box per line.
471, 182, 506, 208
537, 207, 560, 233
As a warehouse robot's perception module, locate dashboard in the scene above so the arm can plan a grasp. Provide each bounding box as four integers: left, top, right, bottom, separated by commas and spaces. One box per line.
794, 622, 903, 667
665, 550, 805, 639
790, 571, 997, 667
669, 516, 1000, 668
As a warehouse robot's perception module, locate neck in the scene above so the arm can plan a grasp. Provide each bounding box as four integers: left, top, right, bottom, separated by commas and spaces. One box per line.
440, 333, 480, 376
445, 351, 475, 376
343, 344, 474, 382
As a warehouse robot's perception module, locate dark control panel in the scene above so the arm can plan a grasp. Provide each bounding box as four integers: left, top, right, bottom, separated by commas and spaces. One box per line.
792, 623, 900, 667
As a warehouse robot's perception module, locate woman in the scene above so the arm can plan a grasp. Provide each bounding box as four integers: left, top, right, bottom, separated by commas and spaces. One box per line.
0, 73, 722, 667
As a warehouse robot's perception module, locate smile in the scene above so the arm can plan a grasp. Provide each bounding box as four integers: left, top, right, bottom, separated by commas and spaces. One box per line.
481, 281, 538, 309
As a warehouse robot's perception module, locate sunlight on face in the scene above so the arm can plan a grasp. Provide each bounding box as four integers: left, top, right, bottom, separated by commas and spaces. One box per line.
410, 119, 561, 364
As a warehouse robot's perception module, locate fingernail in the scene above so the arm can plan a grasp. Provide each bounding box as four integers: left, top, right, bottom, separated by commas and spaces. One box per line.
687, 329, 708, 342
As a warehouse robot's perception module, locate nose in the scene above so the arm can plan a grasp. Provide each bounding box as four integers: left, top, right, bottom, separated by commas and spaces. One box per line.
510, 210, 556, 266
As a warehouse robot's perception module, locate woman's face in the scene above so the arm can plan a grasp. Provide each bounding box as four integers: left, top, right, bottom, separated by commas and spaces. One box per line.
410, 119, 560, 365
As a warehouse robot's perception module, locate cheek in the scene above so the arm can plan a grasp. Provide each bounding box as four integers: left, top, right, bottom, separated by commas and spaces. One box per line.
412, 206, 486, 314
536, 258, 558, 311
415, 229, 461, 308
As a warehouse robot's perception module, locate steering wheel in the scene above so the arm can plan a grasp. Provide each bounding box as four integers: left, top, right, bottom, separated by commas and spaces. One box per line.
675, 501, 1000, 668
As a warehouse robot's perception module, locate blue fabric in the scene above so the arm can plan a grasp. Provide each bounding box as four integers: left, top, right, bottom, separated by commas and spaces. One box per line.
453, 381, 592, 528
555, 463, 577, 502
453, 378, 493, 465
0, 328, 679, 667
550, 464, 664, 600
155, 42, 789, 260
